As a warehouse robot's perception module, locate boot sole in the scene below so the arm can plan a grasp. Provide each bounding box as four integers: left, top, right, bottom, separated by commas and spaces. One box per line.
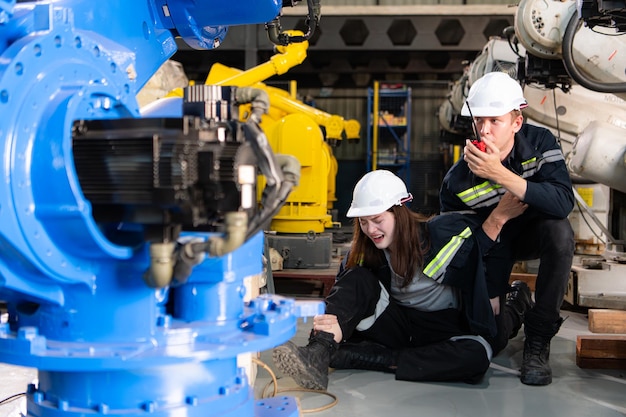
272, 342, 328, 391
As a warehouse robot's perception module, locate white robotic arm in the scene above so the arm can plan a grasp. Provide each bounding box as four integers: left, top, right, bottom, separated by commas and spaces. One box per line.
513, 0, 626, 195
515, 0, 626, 94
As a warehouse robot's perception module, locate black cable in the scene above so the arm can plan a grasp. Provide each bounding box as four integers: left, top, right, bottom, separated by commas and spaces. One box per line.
562, 14, 626, 93
551, 89, 562, 148
575, 199, 607, 245
0, 392, 26, 406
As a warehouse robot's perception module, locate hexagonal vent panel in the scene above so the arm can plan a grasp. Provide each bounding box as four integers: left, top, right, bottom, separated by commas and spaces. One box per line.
387, 19, 417, 46
435, 19, 465, 46
339, 19, 369, 46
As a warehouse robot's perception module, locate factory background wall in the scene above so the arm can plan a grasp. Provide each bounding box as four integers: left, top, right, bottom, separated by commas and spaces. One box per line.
295, 82, 452, 224
170, 0, 521, 224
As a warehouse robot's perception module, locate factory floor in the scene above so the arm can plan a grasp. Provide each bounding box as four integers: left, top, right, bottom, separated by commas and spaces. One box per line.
2, 306, 625, 417
254, 308, 626, 417
259, 241, 626, 415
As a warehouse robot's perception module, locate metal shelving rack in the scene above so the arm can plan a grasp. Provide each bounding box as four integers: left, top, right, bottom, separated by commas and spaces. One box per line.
366, 81, 412, 191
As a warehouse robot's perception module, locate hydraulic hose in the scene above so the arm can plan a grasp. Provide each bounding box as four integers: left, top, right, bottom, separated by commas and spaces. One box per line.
245, 153, 300, 239
562, 14, 626, 93
233, 87, 301, 239
266, 0, 320, 45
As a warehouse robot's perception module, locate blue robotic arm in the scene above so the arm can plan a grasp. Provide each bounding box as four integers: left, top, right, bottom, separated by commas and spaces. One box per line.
0, 1, 322, 416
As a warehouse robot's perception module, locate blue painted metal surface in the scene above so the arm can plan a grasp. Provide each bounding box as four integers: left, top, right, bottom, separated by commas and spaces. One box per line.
0, 1, 317, 416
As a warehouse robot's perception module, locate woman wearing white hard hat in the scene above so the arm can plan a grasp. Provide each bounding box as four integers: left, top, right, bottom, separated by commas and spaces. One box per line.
274, 169, 527, 390
441, 71, 575, 386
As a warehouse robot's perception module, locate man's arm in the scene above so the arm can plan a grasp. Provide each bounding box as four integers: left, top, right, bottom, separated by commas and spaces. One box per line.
481, 192, 528, 240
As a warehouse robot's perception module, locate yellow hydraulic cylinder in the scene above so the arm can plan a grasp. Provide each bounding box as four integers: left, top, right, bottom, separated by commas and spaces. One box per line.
204, 44, 340, 232
263, 113, 333, 233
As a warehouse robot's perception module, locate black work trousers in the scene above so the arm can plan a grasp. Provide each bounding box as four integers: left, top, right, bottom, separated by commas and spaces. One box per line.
485, 215, 574, 352
325, 266, 491, 383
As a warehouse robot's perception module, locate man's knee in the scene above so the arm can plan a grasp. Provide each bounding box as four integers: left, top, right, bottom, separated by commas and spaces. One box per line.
522, 218, 573, 255
540, 218, 574, 255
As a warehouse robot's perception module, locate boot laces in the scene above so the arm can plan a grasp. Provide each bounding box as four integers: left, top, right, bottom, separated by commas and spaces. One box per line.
525, 336, 550, 362
527, 338, 546, 354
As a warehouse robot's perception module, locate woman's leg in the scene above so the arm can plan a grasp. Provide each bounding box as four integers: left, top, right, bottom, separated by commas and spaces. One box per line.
395, 336, 492, 384
333, 307, 492, 384
394, 308, 492, 383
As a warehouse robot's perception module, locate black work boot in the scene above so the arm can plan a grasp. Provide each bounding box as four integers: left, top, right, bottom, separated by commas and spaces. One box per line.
506, 280, 534, 339
330, 340, 397, 373
272, 330, 338, 390
521, 334, 552, 385
520, 318, 563, 386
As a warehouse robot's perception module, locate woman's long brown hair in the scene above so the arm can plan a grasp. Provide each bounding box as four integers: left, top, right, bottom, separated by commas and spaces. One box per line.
345, 205, 432, 288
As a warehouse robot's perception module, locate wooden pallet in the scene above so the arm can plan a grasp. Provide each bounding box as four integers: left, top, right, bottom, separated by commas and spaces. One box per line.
576, 335, 626, 369
588, 309, 626, 333
576, 308, 626, 369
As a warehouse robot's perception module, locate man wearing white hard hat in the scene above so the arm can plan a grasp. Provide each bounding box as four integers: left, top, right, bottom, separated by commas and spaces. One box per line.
273, 169, 527, 390
440, 72, 575, 386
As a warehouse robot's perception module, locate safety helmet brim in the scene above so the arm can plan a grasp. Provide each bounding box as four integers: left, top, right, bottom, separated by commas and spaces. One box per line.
346, 204, 391, 218
346, 196, 413, 218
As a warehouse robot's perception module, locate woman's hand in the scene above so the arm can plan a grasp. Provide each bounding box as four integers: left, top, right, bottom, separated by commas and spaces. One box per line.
313, 314, 338, 330
313, 314, 342, 343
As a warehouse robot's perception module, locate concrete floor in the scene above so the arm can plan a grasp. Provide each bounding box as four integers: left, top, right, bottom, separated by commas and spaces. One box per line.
0, 364, 32, 417
254, 308, 626, 417
2, 309, 625, 417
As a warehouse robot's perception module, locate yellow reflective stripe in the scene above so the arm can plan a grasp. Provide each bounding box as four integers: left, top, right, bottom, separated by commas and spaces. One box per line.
457, 181, 491, 199
456, 182, 501, 204
521, 157, 536, 166
423, 226, 472, 280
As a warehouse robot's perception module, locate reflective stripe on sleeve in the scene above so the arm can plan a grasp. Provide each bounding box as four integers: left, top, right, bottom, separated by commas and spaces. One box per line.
456, 182, 503, 208
423, 226, 472, 282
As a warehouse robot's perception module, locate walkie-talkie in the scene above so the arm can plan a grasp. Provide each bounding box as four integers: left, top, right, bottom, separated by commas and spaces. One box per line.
465, 101, 486, 152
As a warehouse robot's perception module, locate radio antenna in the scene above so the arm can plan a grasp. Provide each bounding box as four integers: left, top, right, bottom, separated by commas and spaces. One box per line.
465, 100, 480, 142
465, 100, 486, 152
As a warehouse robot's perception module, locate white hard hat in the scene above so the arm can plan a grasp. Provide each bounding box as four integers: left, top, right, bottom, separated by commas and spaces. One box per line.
461, 72, 527, 117
346, 170, 412, 218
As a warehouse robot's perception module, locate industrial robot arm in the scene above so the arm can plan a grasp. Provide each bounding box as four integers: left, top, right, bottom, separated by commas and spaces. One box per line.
0, 1, 323, 416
